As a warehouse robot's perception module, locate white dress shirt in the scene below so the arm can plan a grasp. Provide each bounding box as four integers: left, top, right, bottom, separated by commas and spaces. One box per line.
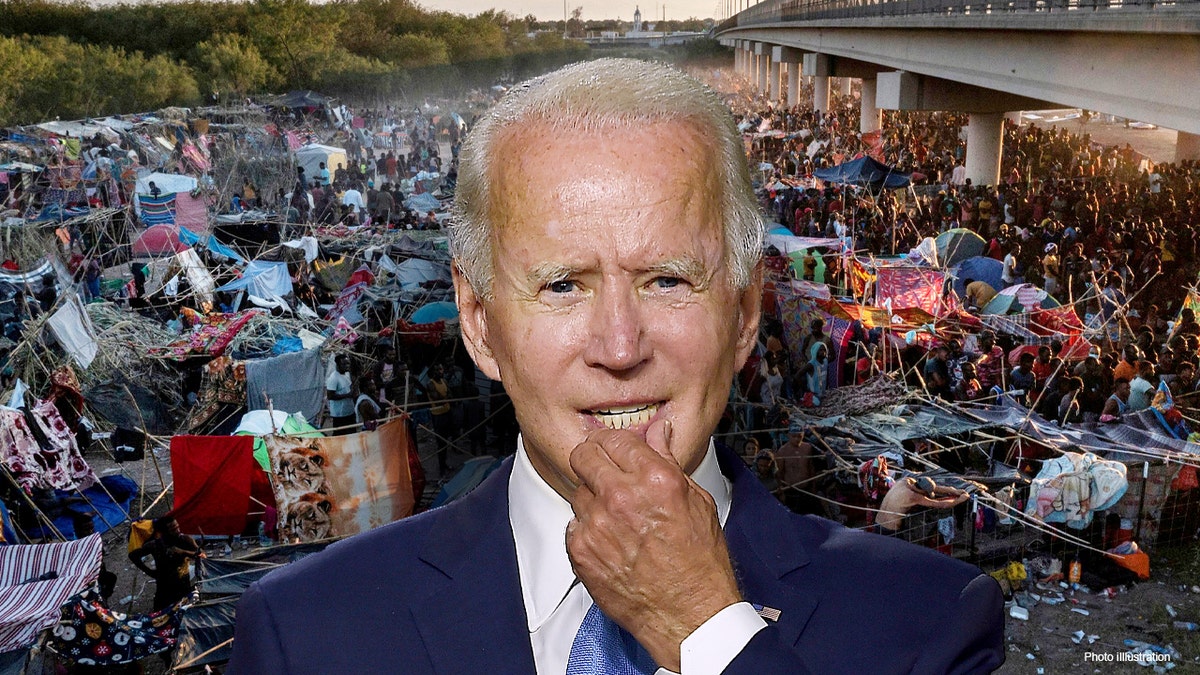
508, 435, 767, 675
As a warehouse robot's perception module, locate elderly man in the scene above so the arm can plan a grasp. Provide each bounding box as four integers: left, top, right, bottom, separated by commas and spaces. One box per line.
228, 59, 1003, 674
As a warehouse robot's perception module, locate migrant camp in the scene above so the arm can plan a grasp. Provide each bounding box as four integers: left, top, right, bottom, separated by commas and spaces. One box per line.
0, 32, 1198, 674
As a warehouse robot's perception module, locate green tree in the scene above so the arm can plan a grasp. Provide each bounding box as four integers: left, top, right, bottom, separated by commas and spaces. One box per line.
246, 0, 346, 88
196, 32, 279, 99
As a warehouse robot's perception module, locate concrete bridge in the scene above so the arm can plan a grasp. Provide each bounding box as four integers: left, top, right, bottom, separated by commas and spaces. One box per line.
715, 0, 1200, 184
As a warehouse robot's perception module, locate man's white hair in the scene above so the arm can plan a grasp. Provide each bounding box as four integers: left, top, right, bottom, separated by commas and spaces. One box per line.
450, 58, 763, 300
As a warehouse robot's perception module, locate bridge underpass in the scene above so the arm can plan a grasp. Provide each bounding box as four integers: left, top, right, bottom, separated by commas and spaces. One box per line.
717, 0, 1200, 183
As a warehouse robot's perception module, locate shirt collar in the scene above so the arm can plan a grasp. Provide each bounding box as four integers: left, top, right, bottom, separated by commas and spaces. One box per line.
508, 434, 731, 632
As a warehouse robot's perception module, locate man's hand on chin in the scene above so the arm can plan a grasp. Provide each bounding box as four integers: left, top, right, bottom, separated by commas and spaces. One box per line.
566, 420, 742, 672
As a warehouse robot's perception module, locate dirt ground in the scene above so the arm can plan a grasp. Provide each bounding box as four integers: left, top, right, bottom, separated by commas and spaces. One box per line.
1000, 580, 1198, 673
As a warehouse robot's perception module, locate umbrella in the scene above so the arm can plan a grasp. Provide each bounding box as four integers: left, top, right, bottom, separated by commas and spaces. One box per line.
981, 283, 1060, 315
410, 301, 458, 324
935, 228, 986, 267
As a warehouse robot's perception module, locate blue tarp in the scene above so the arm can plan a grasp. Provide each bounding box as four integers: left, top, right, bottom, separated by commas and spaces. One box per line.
813, 156, 911, 189
177, 227, 246, 263
217, 261, 293, 298
0, 501, 16, 545
25, 475, 137, 541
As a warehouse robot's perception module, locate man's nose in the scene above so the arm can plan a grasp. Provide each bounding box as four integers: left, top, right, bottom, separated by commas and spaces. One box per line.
583, 286, 649, 371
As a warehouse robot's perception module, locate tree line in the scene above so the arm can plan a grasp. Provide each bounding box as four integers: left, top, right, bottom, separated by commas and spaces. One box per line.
0, 0, 641, 126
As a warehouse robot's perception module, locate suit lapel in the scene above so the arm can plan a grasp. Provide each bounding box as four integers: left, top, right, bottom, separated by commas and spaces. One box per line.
718, 445, 820, 649
409, 459, 537, 674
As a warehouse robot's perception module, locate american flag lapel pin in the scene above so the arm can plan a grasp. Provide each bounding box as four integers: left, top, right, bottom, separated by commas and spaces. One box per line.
751, 603, 782, 622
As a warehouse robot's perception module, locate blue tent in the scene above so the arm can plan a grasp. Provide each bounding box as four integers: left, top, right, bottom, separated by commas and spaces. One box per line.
952, 256, 1005, 298
813, 156, 910, 189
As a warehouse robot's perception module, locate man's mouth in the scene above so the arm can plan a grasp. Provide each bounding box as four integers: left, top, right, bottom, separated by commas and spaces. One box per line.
586, 403, 660, 430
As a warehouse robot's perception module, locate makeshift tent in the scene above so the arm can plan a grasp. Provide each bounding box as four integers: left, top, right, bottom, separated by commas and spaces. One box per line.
265, 418, 415, 542
175, 247, 216, 309
813, 156, 911, 189
173, 191, 209, 234
178, 226, 245, 263
0, 534, 102, 653
177, 542, 332, 670
403, 192, 441, 213
135, 172, 199, 196
277, 90, 329, 109
46, 592, 187, 667
132, 224, 188, 257
952, 256, 1005, 298
982, 283, 1060, 314
137, 193, 177, 226
935, 228, 987, 268
295, 144, 347, 180
383, 257, 451, 291
235, 411, 322, 472
169, 435, 271, 536
46, 294, 98, 369
243, 349, 326, 428
22, 475, 136, 541
216, 261, 293, 299
875, 267, 951, 317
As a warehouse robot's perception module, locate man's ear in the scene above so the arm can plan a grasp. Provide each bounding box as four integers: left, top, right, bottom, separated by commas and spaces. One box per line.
453, 264, 501, 381
733, 261, 764, 371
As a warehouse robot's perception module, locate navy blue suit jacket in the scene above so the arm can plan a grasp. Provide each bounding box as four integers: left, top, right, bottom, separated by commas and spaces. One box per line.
228, 446, 1005, 674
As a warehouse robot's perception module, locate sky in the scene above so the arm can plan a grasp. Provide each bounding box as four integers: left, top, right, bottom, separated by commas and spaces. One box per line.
418, 0, 717, 22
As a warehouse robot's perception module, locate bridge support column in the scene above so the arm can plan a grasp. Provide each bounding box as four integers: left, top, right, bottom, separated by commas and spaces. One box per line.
773, 46, 804, 109
813, 78, 830, 115
769, 58, 781, 103
965, 112, 1004, 187
803, 53, 832, 115
1178, 131, 1200, 162
860, 79, 881, 133
787, 64, 800, 108
757, 48, 769, 94
841, 77, 853, 97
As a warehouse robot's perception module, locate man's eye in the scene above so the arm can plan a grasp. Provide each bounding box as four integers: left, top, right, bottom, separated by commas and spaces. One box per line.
654, 276, 683, 289
547, 280, 576, 294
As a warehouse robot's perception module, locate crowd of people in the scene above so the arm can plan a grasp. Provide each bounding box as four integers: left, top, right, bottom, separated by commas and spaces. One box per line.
710, 73, 1200, 510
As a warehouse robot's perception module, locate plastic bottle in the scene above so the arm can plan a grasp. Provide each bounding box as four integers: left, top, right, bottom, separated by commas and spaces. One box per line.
1068, 558, 1082, 584
1173, 621, 1199, 631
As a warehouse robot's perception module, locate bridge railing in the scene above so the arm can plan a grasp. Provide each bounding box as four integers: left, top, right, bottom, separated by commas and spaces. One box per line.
718, 0, 1197, 29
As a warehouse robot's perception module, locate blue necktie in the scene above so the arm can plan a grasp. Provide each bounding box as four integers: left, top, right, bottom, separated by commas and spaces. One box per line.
565, 603, 658, 675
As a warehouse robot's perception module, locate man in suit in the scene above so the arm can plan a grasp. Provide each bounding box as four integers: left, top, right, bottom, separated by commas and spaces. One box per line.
228, 59, 1004, 674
